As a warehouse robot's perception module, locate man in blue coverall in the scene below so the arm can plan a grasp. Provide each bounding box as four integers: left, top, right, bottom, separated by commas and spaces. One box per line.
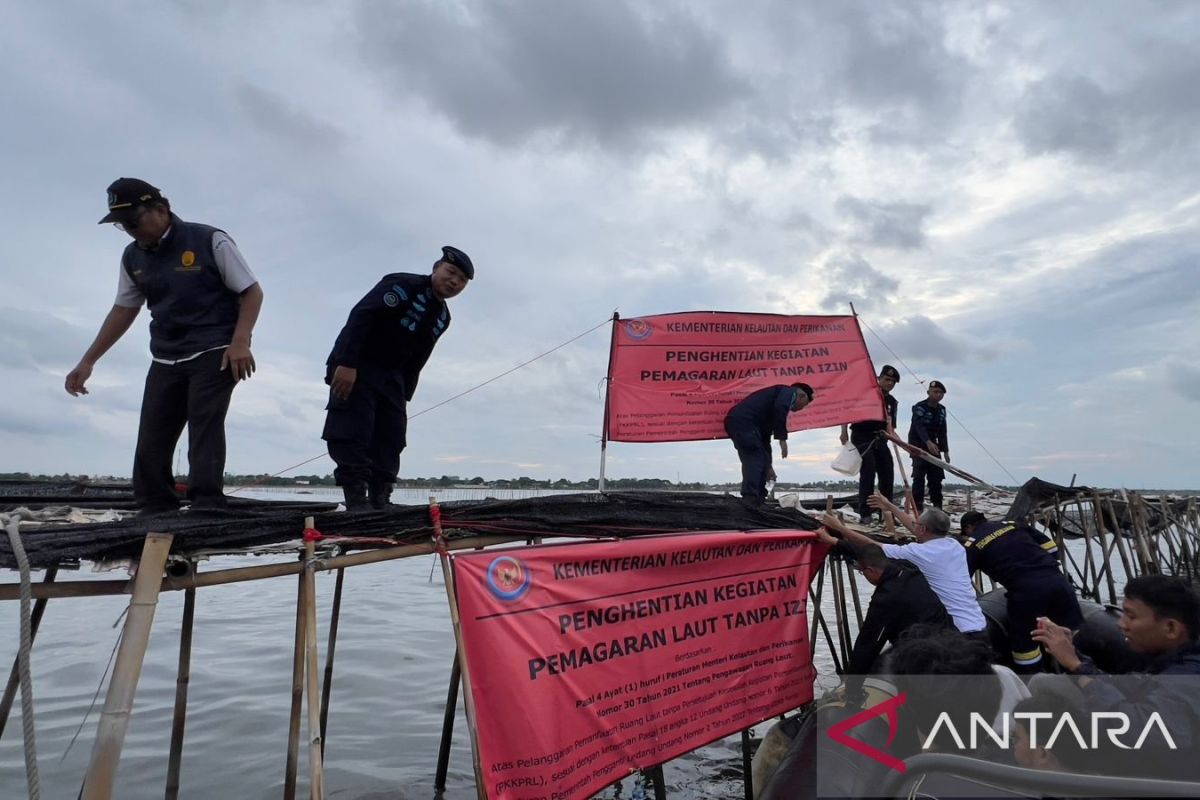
723, 383, 814, 504
323, 246, 473, 510
909, 379, 949, 511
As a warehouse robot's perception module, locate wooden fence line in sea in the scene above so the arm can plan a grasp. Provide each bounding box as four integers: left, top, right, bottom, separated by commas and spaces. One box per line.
0, 490, 1197, 799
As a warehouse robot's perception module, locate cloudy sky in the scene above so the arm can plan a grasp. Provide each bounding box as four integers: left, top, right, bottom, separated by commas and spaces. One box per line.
2, 0, 1197, 490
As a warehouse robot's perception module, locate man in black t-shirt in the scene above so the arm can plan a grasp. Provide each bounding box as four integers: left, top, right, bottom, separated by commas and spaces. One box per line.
840, 364, 899, 523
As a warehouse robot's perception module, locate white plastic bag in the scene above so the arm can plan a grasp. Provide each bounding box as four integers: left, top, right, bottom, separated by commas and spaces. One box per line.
830, 443, 862, 475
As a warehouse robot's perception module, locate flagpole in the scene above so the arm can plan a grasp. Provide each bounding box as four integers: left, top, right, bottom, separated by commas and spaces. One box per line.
598, 312, 619, 492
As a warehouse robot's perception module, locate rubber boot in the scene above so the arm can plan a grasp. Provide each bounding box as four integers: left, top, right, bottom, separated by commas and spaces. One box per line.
342, 482, 370, 511
369, 482, 395, 510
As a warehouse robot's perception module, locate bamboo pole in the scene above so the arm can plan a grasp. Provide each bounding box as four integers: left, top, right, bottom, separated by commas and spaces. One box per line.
318, 568, 345, 758
0, 534, 525, 602
830, 558, 852, 668
434, 650, 462, 792
890, 441, 916, 517
1169, 498, 1197, 582
1070, 500, 1098, 599
808, 561, 826, 660
284, 553, 306, 800
164, 586, 196, 800
1123, 491, 1156, 574
1162, 497, 1192, 575
303, 535, 326, 799
0, 568, 57, 741
843, 555, 865, 629
81, 532, 173, 800
1104, 497, 1138, 585
1046, 510, 1086, 591
808, 583, 843, 675
648, 763, 667, 800
741, 729, 754, 800
1095, 493, 1133, 592
1052, 508, 1069, 579
432, 499, 488, 799
1075, 496, 1115, 605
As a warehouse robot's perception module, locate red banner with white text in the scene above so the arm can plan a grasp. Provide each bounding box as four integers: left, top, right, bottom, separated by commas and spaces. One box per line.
605, 311, 882, 442
451, 530, 825, 800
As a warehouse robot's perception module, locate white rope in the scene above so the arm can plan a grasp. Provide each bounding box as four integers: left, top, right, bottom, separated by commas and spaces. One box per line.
2, 508, 43, 799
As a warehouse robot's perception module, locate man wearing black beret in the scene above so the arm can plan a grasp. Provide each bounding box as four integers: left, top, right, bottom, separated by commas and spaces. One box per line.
323, 246, 473, 510
909, 380, 950, 512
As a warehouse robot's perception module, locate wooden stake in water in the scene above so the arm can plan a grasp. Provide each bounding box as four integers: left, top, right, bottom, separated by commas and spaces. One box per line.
303, 528, 326, 799
432, 496, 489, 799
284, 551, 306, 800
165, 585, 196, 800
81, 532, 173, 800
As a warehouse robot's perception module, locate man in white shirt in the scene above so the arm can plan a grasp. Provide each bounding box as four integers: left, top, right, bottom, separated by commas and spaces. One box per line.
823, 496, 987, 636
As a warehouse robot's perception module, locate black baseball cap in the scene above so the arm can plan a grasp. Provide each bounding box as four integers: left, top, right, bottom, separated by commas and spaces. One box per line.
99, 178, 163, 224
929, 380, 947, 392
879, 364, 900, 381
440, 246, 475, 280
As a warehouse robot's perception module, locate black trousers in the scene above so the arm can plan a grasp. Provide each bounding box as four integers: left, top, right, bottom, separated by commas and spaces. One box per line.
322, 371, 408, 488
1006, 578, 1085, 673
132, 349, 237, 511
911, 457, 945, 510
725, 419, 770, 501
853, 433, 893, 516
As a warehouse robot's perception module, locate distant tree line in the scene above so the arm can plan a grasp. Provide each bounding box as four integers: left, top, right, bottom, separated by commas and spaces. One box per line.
17, 471, 1197, 495
0, 470, 1039, 493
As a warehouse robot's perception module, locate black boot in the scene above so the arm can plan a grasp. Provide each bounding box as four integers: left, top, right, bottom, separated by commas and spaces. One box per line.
369, 482, 395, 510
341, 482, 370, 511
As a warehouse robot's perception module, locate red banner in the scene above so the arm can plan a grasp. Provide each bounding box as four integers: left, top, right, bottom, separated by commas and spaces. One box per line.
605, 311, 883, 442
451, 530, 825, 800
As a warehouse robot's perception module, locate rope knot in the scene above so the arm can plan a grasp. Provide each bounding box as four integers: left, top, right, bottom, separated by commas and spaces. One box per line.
303, 527, 324, 543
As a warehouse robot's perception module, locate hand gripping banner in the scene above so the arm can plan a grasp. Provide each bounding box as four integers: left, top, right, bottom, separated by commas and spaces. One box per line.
450, 530, 825, 800
604, 311, 882, 442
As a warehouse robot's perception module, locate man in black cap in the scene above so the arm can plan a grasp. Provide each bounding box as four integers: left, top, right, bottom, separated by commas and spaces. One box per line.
724, 383, 814, 504
65, 178, 264, 514
908, 380, 949, 512
323, 247, 473, 510
839, 364, 899, 523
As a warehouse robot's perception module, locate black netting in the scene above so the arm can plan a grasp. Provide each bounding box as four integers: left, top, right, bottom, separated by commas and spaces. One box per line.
1005, 478, 1097, 522
0, 491, 819, 569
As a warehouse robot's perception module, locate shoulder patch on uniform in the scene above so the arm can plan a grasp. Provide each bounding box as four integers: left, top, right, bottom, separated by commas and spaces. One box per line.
383, 292, 399, 307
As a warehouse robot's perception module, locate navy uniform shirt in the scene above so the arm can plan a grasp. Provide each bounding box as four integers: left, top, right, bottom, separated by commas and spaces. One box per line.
724, 385, 799, 442
908, 399, 948, 454
962, 521, 1060, 589
326, 273, 451, 401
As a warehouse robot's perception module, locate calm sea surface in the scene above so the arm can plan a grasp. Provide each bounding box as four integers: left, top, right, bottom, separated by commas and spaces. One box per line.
0, 488, 844, 799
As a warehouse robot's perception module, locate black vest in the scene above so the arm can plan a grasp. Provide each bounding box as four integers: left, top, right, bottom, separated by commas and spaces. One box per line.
122, 215, 241, 360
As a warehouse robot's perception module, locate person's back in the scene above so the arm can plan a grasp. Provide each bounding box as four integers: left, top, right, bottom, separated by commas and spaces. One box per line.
880, 509, 987, 636
723, 383, 812, 503
962, 517, 1063, 589
829, 541, 954, 682
725, 385, 794, 438
962, 512, 1083, 671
